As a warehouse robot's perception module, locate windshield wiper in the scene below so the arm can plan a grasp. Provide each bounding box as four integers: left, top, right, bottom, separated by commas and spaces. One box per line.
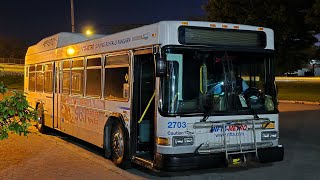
251, 108, 260, 119
201, 96, 221, 122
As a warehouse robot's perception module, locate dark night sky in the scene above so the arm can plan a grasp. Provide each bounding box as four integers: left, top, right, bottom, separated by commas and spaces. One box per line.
0, 0, 206, 46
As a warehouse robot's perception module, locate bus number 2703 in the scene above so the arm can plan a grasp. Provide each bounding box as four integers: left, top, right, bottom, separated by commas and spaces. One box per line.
168, 122, 187, 128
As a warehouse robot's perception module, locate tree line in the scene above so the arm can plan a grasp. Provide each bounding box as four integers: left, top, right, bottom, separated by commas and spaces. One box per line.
0, 36, 27, 59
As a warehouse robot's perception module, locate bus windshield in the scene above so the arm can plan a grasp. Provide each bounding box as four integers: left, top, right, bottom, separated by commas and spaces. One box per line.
159, 47, 277, 116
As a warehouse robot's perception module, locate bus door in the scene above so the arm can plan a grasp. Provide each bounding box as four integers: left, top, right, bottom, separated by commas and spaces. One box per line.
132, 52, 155, 161
53, 62, 61, 130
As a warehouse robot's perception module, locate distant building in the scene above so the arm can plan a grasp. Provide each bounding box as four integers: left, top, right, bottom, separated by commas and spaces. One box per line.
314, 34, 320, 47
315, 68, 320, 76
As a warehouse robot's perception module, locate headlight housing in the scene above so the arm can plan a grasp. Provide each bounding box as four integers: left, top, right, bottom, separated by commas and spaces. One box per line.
261, 131, 278, 140
172, 136, 194, 146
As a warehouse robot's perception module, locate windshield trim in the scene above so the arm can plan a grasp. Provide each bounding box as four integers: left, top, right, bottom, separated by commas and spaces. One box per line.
158, 108, 279, 117
158, 46, 278, 117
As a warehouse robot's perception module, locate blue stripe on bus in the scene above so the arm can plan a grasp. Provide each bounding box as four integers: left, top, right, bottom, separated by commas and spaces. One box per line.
118, 106, 130, 110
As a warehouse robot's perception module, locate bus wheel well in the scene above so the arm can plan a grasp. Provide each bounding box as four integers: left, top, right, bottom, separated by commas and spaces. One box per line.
103, 116, 128, 159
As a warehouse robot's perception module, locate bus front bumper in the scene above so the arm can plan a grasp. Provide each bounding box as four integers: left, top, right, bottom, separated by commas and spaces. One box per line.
154, 146, 284, 171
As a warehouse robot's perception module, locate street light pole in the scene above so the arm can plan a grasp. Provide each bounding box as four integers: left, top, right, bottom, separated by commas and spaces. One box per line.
71, 0, 75, 32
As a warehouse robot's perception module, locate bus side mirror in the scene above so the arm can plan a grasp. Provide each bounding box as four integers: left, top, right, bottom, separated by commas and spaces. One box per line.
156, 56, 167, 77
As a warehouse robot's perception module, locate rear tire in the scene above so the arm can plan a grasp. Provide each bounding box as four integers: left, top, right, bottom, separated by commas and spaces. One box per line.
111, 122, 131, 169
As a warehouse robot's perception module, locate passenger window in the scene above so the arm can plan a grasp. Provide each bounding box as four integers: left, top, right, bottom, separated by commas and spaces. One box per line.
71, 59, 84, 95
86, 57, 102, 97
29, 65, 35, 92
44, 63, 53, 93
36, 65, 44, 92
63, 60, 71, 94
104, 55, 129, 101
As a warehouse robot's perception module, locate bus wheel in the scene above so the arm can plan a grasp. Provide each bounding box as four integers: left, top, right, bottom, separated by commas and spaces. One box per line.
111, 122, 130, 169
36, 106, 46, 134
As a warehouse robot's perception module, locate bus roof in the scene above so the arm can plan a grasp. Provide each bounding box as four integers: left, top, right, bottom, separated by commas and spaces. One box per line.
26, 32, 104, 56
25, 21, 274, 65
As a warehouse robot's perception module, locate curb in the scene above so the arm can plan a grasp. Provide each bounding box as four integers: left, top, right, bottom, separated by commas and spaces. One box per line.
279, 100, 320, 105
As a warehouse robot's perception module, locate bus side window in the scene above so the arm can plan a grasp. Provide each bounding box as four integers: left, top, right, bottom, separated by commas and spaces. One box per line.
104, 55, 129, 101
71, 59, 84, 96
36, 64, 44, 92
29, 65, 36, 92
44, 63, 53, 93
63, 60, 71, 94
86, 57, 102, 98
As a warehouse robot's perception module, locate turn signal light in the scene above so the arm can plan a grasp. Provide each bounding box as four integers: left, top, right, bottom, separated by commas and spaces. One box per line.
157, 137, 170, 146
262, 122, 275, 129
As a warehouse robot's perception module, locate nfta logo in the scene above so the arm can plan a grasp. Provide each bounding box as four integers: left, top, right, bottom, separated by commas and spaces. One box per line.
211, 124, 248, 133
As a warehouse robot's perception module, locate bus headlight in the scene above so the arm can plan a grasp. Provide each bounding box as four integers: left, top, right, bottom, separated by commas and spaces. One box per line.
261, 131, 278, 140
173, 136, 194, 146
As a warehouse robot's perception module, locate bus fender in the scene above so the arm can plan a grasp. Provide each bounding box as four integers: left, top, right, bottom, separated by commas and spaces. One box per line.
103, 115, 129, 158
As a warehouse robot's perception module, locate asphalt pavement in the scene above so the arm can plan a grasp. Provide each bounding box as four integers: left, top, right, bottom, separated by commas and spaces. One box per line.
0, 102, 319, 179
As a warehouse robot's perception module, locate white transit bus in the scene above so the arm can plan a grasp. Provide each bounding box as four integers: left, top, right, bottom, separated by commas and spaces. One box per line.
25, 21, 283, 171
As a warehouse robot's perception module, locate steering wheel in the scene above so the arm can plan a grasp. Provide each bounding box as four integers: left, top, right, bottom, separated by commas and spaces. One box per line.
243, 87, 264, 110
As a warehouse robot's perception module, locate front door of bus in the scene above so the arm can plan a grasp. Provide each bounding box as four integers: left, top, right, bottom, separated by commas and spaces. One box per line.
132, 53, 155, 160
53, 62, 61, 129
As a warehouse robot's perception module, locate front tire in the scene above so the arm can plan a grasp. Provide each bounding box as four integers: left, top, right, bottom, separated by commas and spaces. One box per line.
111, 122, 130, 169
36, 105, 47, 134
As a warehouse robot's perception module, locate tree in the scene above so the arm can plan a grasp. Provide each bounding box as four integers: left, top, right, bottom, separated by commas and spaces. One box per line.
0, 81, 36, 140
306, 0, 320, 32
203, 0, 318, 73
0, 36, 27, 58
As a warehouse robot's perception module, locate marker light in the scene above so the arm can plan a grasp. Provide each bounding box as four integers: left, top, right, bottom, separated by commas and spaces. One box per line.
222, 24, 228, 28
210, 24, 216, 28
262, 121, 275, 129
85, 29, 93, 36
67, 47, 75, 56
182, 21, 189, 25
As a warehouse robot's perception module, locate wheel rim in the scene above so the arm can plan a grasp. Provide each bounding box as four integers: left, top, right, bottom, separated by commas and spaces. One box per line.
112, 126, 124, 162
37, 108, 43, 130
